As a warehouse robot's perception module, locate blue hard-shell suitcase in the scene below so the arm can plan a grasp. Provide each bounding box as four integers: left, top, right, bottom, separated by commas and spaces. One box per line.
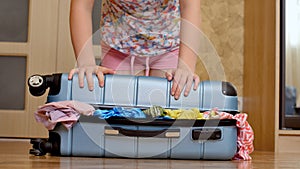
28, 73, 238, 160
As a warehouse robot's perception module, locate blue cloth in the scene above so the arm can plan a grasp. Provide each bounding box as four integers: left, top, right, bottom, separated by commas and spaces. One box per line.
93, 107, 146, 119
155, 115, 173, 120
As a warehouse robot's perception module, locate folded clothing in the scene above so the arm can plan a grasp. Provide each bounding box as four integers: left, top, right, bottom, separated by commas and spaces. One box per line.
34, 100, 95, 130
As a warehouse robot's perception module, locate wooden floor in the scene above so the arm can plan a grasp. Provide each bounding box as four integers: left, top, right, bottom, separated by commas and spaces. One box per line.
0, 139, 300, 169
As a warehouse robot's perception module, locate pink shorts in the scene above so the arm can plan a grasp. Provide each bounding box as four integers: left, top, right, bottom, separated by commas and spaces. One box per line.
101, 42, 179, 76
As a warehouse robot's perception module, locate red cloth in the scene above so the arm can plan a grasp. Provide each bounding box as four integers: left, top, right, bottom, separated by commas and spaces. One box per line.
34, 100, 95, 130
209, 109, 254, 160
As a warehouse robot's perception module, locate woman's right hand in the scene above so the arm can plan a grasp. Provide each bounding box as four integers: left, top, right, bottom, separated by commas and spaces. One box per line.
68, 65, 115, 91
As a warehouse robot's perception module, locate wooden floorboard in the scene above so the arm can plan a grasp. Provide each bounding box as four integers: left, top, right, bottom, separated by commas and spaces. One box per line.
0, 138, 300, 169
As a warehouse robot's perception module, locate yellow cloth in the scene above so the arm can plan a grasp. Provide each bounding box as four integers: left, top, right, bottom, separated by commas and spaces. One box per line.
164, 108, 205, 119
143, 106, 220, 119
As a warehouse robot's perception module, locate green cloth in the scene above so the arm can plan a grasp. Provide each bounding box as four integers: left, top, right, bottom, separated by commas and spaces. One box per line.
143, 106, 164, 117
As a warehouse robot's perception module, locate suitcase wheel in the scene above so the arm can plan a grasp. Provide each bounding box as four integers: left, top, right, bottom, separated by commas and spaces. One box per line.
29, 138, 51, 156
28, 75, 47, 96
29, 148, 46, 156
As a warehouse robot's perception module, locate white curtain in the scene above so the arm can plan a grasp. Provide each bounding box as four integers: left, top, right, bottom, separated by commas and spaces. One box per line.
285, 0, 300, 107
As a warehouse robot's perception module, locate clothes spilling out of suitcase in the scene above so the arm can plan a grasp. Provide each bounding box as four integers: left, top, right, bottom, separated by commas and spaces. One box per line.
28, 73, 254, 161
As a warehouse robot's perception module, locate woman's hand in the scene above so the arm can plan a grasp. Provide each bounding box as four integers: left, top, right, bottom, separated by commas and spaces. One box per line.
165, 61, 200, 100
68, 65, 115, 91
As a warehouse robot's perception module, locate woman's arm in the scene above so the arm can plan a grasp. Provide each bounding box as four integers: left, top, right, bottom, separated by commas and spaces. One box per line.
70, 0, 95, 65
179, 0, 201, 72
69, 0, 114, 90
167, 0, 201, 99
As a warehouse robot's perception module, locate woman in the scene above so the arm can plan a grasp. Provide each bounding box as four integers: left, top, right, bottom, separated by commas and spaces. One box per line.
68, 0, 201, 100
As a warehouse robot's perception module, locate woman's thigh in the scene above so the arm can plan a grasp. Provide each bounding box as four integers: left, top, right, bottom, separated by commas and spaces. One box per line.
149, 69, 173, 78
115, 70, 145, 76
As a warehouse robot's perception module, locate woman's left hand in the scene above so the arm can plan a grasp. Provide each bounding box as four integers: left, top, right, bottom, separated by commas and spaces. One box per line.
165, 61, 200, 100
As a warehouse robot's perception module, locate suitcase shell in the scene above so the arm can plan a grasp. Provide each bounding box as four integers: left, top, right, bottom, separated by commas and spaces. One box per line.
44, 74, 238, 112
28, 73, 238, 160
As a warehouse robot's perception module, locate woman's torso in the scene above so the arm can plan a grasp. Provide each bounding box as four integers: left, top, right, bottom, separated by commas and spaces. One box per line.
100, 0, 181, 57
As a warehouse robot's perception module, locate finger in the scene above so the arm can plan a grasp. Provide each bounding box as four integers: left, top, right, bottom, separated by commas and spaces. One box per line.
68, 68, 78, 80
171, 73, 180, 96
184, 75, 194, 97
102, 67, 116, 74
175, 75, 187, 99
165, 71, 173, 81
85, 70, 94, 91
95, 67, 107, 87
172, 71, 183, 99
78, 69, 85, 88
174, 87, 182, 100
171, 80, 178, 96
193, 74, 200, 90
96, 72, 105, 87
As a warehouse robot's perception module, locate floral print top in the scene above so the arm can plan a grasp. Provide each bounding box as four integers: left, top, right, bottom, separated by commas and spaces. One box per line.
100, 0, 180, 57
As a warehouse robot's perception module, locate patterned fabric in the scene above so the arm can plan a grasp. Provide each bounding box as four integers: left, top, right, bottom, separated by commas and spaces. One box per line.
214, 109, 255, 160
100, 0, 181, 57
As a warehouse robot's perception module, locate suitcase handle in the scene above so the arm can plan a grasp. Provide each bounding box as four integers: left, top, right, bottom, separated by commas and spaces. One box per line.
104, 126, 180, 138
192, 128, 222, 140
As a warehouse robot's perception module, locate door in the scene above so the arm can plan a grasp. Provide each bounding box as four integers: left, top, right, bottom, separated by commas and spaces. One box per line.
0, 0, 59, 138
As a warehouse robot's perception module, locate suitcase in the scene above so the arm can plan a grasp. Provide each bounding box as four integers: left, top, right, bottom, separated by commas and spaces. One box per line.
28, 73, 239, 160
